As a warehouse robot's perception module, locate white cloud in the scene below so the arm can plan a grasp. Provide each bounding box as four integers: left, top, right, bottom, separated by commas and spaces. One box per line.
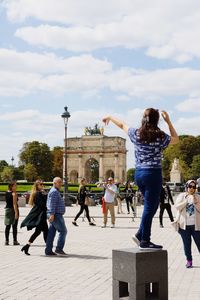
176, 98, 200, 112
116, 95, 131, 102
3, 0, 199, 61
0, 49, 111, 74
175, 117, 200, 136
0, 70, 41, 97
2, 48, 200, 100
3, 0, 133, 26
0, 49, 111, 96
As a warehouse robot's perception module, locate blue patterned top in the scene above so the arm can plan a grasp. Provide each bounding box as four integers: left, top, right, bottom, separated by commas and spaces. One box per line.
47, 187, 65, 215
128, 127, 171, 169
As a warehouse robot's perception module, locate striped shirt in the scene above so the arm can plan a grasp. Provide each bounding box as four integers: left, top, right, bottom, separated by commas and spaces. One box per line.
128, 127, 170, 169
47, 187, 65, 215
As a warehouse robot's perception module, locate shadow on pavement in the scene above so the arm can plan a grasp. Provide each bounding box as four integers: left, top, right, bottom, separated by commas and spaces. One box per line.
40, 253, 109, 259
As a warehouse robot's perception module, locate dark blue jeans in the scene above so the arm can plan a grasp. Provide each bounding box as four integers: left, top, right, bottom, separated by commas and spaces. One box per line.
179, 225, 200, 261
135, 168, 162, 242
45, 213, 67, 254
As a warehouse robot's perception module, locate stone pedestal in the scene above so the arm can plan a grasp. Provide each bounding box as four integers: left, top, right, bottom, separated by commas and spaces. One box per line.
170, 170, 181, 183
112, 248, 168, 300
170, 158, 181, 183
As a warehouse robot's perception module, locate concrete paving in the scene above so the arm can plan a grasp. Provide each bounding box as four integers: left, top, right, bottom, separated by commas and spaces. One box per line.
0, 202, 200, 300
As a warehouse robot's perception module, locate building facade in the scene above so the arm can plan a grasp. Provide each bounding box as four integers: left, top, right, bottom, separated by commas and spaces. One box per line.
66, 134, 127, 183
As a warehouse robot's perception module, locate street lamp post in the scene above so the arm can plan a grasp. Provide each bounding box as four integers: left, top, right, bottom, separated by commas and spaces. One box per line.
11, 156, 14, 166
61, 106, 71, 206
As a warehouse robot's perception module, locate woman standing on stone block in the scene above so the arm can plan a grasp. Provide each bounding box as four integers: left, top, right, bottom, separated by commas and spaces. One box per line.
4, 180, 20, 246
174, 180, 200, 268
21, 180, 48, 255
103, 108, 179, 249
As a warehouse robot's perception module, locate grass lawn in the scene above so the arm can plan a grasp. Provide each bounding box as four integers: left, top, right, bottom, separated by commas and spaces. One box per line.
0, 184, 103, 193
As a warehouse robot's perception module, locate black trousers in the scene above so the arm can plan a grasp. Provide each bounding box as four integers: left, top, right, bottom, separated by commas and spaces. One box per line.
74, 204, 91, 222
5, 218, 18, 242
125, 197, 134, 213
159, 203, 174, 225
29, 221, 48, 243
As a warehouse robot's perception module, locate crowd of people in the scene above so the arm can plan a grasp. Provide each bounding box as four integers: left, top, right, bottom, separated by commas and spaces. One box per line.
2, 107, 200, 268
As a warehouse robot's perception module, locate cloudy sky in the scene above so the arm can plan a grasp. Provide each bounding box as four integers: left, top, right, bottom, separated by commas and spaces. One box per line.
0, 0, 200, 169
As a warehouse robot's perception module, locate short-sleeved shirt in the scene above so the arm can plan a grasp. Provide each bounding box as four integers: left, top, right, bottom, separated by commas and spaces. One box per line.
104, 184, 117, 203
128, 127, 171, 169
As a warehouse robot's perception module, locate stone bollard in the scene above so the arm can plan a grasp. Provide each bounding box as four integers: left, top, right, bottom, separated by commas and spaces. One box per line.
112, 248, 168, 300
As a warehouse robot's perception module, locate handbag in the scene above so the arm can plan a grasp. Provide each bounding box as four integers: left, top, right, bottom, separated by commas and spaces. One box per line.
171, 210, 181, 231
84, 196, 94, 206
171, 220, 180, 231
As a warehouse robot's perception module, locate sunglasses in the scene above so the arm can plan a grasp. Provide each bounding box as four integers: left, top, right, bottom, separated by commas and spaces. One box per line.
188, 185, 196, 189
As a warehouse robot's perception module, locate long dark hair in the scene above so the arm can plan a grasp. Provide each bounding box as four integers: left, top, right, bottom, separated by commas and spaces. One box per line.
138, 108, 165, 143
8, 180, 16, 191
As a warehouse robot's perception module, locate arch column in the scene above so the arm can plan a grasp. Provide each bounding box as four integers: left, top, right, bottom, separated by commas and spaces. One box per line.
99, 153, 104, 182
114, 153, 119, 182
78, 153, 83, 182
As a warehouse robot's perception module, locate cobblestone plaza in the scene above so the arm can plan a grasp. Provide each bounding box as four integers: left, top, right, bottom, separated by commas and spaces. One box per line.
0, 203, 200, 300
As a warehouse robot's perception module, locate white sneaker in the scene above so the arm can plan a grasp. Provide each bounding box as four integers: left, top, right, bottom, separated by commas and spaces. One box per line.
101, 224, 106, 228
132, 235, 140, 246
111, 224, 115, 228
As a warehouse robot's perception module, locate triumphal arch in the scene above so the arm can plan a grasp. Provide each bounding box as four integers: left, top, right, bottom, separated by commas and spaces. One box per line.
67, 124, 127, 183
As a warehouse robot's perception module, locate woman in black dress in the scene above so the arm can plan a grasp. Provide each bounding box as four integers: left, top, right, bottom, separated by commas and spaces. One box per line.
21, 180, 48, 255
4, 180, 20, 245
72, 178, 96, 226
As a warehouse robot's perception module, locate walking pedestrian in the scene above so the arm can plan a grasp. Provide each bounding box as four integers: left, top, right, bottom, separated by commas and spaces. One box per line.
174, 180, 200, 268
103, 108, 179, 249
115, 182, 124, 214
72, 178, 96, 226
4, 180, 20, 246
99, 177, 117, 228
45, 177, 67, 256
21, 180, 48, 255
124, 181, 135, 215
159, 183, 174, 228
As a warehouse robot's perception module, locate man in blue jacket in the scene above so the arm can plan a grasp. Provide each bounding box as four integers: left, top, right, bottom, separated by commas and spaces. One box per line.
45, 177, 67, 256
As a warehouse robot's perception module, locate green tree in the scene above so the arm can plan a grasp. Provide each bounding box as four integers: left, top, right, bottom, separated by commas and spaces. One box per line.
162, 135, 200, 181
19, 141, 52, 181
179, 136, 200, 166
0, 160, 8, 172
190, 155, 200, 179
1, 166, 14, 182
126, 168, 135, 181
24, 163, 38, 181
13, 166, 24, 180
51, 146, 63, 178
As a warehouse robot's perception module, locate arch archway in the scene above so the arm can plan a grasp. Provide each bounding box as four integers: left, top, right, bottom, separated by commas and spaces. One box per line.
105, 169, 114, 180
69, 170, 78, 184
85, 158, 99, 183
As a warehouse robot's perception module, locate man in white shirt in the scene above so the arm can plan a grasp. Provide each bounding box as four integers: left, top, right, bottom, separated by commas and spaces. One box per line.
101, 177, 117, 228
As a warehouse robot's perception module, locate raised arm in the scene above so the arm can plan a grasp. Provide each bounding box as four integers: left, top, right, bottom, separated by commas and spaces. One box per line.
161, 111, 179, 145
102, 115, 129, 134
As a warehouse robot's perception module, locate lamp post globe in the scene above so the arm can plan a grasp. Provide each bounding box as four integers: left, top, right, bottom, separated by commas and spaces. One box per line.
61, 107, 71, 206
